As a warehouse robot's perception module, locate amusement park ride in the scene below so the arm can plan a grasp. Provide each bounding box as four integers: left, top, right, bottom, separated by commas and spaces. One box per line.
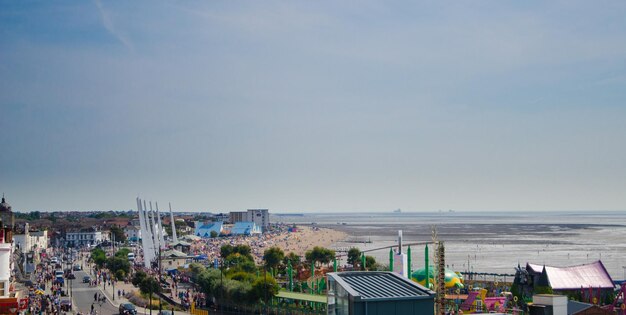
310, 225, 626, 315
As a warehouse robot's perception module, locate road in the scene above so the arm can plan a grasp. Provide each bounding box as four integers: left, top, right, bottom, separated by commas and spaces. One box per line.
70, 268, 119, 315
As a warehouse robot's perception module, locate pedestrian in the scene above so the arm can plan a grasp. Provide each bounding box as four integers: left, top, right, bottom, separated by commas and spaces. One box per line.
118, 289, 121, 298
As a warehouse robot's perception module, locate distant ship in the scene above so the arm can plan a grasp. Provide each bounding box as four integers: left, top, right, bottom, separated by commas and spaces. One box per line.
393, 208, 401, 213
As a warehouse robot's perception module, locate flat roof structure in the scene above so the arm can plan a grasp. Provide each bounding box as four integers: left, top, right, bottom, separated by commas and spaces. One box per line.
332, 272, 433, 300
327, 271, 435, 315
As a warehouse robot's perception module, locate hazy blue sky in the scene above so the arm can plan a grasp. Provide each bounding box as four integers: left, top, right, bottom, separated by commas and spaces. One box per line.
1, 1, 625, 212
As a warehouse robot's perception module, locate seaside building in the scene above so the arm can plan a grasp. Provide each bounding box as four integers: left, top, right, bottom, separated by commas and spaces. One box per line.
169, 240, 191, 254
194, 221, 223, 238
229, 209, 270, 232
124, 224, 141, 242
530, 294, 567, 315
231, 222, 261, 235
13, 223, 48, 253
526, 261, 614, 302
247, 209, 269, 231
327, 271, 435, 315
0, 195, 23, 314
161, 249, 191, 269
65, 228, 104, 247
229, 211, 247, 224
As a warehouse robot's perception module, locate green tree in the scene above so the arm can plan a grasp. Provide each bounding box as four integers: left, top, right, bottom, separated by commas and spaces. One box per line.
110, 226, 127, 243
282, 252, 301, 267
115, 269, 126, 281
106, 256, 131, 277
139, 277, 161, 295
221, 245, 235, 258
305, 246, 336, 266
91, 248, 107, 267
115, 248, 131, 258
347, 248, 361, 267
365, 256, 378, 270
250, 275, 279, 303
132, 271, 147, 286
210, 230, 218, 238
195, 268, 222, 299
263, 247, 285, 270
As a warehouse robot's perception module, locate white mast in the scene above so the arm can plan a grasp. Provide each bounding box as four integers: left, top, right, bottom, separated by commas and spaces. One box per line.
155, 202, 166, 249
169, 203, 178, 243
143, 199, 155, 267
137, 198, 151, 268
149, 201, 158, 259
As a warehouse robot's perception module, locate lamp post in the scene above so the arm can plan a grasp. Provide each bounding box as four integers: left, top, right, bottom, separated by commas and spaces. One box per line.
112, 232, 115, 301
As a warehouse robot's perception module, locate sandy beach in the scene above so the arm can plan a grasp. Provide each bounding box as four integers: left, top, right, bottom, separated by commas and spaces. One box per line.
272, 226, 348, 257
188, 225, 348, 263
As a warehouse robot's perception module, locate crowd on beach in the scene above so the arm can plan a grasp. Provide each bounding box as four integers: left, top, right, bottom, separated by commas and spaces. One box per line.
188, 224, 347, 263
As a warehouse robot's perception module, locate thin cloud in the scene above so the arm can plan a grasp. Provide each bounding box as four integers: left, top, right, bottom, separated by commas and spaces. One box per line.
93, 0, 133, 51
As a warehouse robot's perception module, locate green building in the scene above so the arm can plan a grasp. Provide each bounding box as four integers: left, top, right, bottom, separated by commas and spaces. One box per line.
327, 271, 435, 315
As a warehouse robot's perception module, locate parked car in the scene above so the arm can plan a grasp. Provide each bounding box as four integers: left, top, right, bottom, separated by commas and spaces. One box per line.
119, 303, 137, 315
158, 311, 172, 315
83, 276, 91, 283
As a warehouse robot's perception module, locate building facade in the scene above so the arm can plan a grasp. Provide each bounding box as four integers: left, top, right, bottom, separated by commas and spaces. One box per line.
124, 225, 141, 242
0, 196, 14, 299
229, 209, 270, 232
65, 230, 104, 247
229, 211, 247, 224
247, 209, 269, 231
13, 223, 48, 253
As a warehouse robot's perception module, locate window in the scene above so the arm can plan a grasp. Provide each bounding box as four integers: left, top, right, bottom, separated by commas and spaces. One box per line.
0, 281, 5, 297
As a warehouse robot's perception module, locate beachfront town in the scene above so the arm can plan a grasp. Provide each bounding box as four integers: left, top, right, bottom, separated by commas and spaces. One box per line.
0, 196, 623, 315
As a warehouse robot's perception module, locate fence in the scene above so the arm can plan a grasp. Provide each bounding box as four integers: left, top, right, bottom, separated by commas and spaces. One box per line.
191, 303, 326, 315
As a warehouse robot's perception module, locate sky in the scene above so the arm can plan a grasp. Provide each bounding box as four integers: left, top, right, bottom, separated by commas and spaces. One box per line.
1, 1, 626, 212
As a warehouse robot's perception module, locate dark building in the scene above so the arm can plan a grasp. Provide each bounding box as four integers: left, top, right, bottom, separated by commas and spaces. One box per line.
327, 271, 435, 315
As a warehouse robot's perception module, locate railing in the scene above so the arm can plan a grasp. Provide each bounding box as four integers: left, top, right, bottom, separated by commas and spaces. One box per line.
193, 303, 326, 315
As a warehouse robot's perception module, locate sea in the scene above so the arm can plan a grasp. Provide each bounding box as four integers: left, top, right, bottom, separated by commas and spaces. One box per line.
273, 211, 626, 281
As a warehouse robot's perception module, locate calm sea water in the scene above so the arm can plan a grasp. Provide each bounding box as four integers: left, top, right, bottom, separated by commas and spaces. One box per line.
274, 211, 626, 280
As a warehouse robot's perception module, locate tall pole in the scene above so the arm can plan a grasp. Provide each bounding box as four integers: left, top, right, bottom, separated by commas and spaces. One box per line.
407, 246, 412, 279
159, 246, 162, 314
112, 232, 115, 301
425, 245, 430, 289
288, 260, 293, 292
361, 252, 366, 271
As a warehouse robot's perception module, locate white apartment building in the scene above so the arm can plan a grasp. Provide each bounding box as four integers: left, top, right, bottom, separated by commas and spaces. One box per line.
65, 230, 103, 247
124, 225, 141, 241
13, 223, 48, 253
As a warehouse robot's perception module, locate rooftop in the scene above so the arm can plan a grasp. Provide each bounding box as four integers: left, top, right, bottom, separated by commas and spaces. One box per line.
527, 261, 614, 290
328, 271, 434, 301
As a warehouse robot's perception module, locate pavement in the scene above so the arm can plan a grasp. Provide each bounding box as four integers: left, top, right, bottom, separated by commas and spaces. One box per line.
70, 257, 193, 315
